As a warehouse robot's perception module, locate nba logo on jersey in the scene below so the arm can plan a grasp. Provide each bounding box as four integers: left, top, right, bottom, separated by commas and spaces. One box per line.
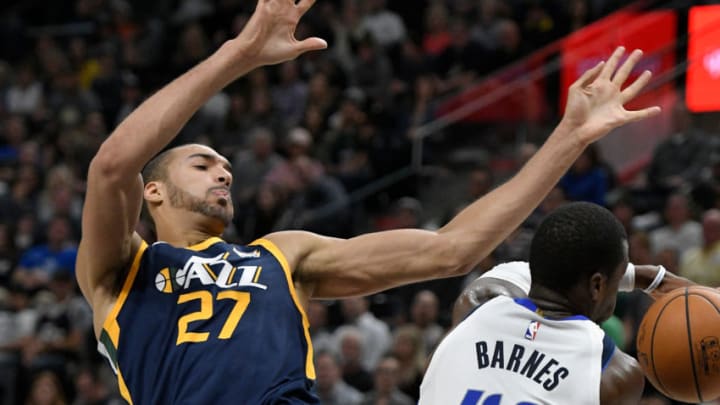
525, 321, 540, 341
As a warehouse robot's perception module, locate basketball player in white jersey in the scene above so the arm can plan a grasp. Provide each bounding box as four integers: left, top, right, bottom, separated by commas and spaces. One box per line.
419, 202, 693, 405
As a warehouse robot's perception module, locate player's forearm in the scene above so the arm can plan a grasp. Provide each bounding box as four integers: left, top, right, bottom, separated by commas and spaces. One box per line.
439, 121, 585, 270
92, 40, 257, 179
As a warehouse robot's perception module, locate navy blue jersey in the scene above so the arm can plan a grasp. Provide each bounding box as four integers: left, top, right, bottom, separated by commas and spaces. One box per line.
98, 237, 317, 404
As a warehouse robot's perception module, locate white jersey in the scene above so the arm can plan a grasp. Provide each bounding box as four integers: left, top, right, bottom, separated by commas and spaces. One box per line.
419, 295, 614, 405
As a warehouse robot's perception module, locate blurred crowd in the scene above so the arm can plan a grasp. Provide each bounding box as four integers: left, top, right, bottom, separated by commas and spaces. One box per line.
1, 0, 719, 404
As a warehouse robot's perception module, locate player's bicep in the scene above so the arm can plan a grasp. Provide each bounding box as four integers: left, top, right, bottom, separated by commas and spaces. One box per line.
273, 229, 462, 299
76, 171, 144, 301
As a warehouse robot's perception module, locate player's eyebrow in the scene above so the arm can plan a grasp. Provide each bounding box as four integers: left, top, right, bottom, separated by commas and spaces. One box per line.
186, 153, 233, 172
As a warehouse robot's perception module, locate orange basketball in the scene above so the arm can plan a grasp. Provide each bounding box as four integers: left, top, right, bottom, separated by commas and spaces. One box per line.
636, 286, 720, 403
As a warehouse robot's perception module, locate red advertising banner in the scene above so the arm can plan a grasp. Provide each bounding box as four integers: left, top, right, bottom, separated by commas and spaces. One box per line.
560, 11, 677, 114
687, 5, 720, 112
435, 53, 548, 123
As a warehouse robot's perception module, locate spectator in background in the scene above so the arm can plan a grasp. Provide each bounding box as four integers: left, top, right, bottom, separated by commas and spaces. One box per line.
273, 154, 350, 236
0, 284, 39, 405
433, 18, 487, 92
654, 247, 680, 276
337, 297, 391, 372
13, 216, 77, 292
0, 115, 28, 168
409, 290, 444, 357
6, 64, 44, 116
389, 325, 425, 401
680, 209, 720, 286
24, 370, 67, 405
271, 61, 308, 127
45, 69, 100, 128
71, 367, 124, 405
315, 350, 363, 405
630, 232, 653, 266
649, 193, 702, 257
13, 212, 39, 252
360, 355, 414, 405
0, 223, 19, 285
559, 144, 610, 206
307, 301, 334, 355
422, 3, 451, 57
114, 73, 142, 127
7, 167, 41, 212
335, 325, 373, 393
36, 165, 83, 227
234, 181, 287, 242
484, 19, 527, 73
647, 101, 707, 199
445, 165, 495, 223
360, 0, 407, 50
610, 196, 637, 235
231, 127, 284, 207
350, 36, 393, 107
22, 271, 91, 377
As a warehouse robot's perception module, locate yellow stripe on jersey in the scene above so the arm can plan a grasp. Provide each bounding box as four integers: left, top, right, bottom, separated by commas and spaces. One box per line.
250, 238, 316, 380
203, 263, 218, 280
188, 237, 224, 251
253, 266, 263, 283
101, 239, 148, 405
117, 371, 133, 404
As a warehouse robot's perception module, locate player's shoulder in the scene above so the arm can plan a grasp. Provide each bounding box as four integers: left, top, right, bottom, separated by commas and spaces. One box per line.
600, 348, 644, 405
260, 230, 337, 270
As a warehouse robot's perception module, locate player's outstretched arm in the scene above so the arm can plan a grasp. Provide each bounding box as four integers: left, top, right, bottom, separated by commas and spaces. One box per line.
76, 0, 326, 326
273, 47, 660, 299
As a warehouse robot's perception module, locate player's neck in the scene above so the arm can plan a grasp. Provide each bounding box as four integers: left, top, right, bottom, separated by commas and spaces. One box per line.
154, 219, 223, 248
153, 209, 225, 247
527, 284, 590, 320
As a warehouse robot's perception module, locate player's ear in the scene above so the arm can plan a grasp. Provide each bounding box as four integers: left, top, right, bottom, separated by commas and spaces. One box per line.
589, 272, 606, 302
144, 181, 164, 204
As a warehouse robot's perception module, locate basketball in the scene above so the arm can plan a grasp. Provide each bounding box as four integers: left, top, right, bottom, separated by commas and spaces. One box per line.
636, 286, 720, 403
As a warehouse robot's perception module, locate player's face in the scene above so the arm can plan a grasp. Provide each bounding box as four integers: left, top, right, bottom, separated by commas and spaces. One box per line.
165, 145, 234, 225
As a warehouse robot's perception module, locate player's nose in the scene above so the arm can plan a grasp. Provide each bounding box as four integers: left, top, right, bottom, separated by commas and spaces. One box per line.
214, 168, 231, 186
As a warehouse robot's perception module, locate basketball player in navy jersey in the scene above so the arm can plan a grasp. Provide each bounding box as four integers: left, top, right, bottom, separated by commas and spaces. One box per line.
75, 0, 661, 402
419, 203, 694, 405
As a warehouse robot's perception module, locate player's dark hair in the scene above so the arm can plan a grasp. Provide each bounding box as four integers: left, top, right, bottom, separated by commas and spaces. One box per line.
529, 202, 627, 294
141, 148, 176, 183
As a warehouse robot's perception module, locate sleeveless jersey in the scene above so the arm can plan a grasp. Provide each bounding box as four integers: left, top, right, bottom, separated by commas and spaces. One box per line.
97, 237, 317, 404
419, 296, 615, 405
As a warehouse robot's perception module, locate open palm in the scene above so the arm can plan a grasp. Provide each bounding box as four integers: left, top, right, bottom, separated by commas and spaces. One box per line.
563, 47, 661, 146
236, 0, 327, 67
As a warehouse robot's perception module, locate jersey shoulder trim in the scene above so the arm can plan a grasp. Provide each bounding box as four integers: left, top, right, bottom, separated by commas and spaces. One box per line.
187, 236, 224, 251
100, 239, 148, 404
601, 332, 616, 372
250, 238, 316, 380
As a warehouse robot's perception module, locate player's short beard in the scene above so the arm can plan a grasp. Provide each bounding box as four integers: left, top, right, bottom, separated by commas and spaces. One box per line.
165, 180, 233, 226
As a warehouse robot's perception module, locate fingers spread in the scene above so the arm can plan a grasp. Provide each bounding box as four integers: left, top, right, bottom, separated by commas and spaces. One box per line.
575, 60, 605, 88
599, 46, 626, 80
612, 49, 643, 86
296, 0, 316, 15
621, 70, 653, 104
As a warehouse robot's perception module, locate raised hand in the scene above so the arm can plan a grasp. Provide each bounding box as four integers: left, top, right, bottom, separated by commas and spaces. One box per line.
234, 0, 327, 67
562, 47, 662, 146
